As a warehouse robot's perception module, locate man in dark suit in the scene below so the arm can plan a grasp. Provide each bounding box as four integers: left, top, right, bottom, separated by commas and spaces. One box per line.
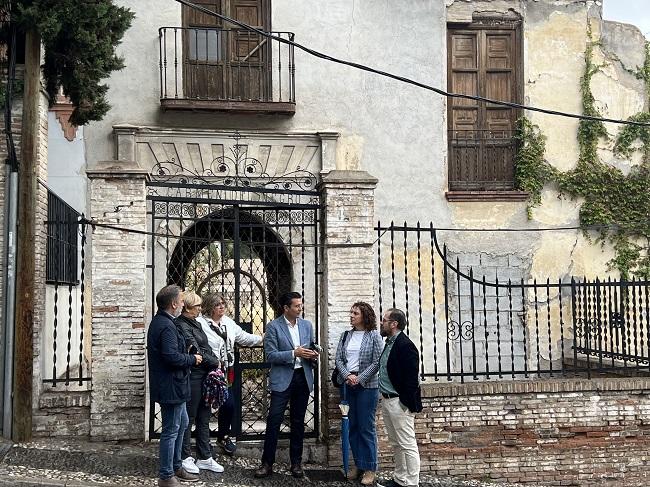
254, 291, 319, 479
378, 308, 422, 487
147, 285, 203, 487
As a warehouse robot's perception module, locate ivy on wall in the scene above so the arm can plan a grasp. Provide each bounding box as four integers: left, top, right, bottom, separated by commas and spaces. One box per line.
515, 30, 650, 279
513, 117, 556, 218
2, 0, 134, 125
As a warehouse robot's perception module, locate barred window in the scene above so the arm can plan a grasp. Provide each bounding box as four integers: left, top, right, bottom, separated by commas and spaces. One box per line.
46, 190, 79, 285
447, 20, 521, 191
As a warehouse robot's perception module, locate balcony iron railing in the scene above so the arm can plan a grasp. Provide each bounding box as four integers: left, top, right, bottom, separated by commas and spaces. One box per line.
448, 129, 517, 191
159, 27, 295, 110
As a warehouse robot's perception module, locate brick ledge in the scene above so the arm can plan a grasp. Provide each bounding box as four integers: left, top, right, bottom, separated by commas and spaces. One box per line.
421, 376, 650, 397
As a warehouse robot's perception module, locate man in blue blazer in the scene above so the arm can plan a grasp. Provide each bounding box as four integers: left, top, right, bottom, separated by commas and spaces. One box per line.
254, 292, 319, 479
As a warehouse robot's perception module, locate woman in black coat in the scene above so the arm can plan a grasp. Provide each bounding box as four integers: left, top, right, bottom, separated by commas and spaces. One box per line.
175, 291, 225, 474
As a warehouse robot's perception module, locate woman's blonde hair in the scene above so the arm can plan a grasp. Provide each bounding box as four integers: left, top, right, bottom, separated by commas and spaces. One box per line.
182, 290, 202, 310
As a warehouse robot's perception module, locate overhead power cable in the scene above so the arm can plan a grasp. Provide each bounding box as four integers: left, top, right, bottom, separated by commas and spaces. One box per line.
175, 0, 650, 128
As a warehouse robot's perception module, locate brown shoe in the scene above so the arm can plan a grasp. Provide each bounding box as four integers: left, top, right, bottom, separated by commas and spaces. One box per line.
254, 463, 273, 478
347, 466, 360, 480
361, 471, 376, 485
158, 476, 181, 487
290, 464, 304, 478
174, 468, 199, 482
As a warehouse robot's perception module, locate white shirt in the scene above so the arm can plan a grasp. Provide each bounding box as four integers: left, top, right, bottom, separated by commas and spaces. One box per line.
196, 315, 227, 366
214, 315, 263, 367
345, 330, 365, 373
284, 315, 302, 369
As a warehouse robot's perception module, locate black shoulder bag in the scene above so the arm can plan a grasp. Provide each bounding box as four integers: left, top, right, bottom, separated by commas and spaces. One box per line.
330, 330, 350, 387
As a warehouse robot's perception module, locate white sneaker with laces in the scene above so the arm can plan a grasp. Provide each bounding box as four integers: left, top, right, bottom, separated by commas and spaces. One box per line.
195, 457, 224, 473
182, 457, 200, 475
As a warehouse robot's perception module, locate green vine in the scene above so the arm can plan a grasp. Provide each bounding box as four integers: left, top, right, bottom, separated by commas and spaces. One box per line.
515, 25, 650, 279
513, 117, 556, 218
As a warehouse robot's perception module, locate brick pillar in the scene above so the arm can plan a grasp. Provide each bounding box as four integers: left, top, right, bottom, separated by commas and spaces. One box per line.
87, 161, 148, 440
318, 170, 378, 466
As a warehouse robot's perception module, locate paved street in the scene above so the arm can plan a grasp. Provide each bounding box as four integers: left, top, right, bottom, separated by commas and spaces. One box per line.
0, 438, 547, 487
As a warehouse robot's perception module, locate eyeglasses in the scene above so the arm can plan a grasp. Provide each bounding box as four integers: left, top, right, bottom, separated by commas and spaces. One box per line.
381, 318, 396, 324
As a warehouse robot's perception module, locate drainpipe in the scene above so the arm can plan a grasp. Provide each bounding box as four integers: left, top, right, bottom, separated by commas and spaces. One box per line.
2, 170, 17, 439
2, 11, 19, 439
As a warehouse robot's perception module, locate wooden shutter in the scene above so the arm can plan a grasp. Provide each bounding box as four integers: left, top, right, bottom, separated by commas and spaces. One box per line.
448, 24, 519, 191
229, 0, 269, 101
182, 0, 269, 101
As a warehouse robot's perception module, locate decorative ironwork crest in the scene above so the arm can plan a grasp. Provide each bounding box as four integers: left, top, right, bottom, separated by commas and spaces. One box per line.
150, 132, 317, 191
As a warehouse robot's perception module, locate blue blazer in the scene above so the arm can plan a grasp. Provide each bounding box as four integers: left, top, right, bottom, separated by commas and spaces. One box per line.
264, 315, 315, 393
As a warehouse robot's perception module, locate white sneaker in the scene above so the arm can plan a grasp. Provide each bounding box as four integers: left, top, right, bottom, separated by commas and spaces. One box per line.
195, 457, 224, 473
182, 457, 200, 475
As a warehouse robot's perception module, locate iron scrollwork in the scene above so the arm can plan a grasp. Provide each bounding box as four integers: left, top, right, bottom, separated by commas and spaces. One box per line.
447, 320, 475, 341
150, 132, 317, 191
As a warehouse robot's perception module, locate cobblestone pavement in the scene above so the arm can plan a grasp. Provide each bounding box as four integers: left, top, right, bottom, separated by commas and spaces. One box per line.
0, 438, 546, 487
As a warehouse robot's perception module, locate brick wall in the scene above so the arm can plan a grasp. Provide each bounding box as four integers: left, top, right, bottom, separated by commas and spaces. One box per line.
374, 378, 650, 486
319, 170, 378, 465
32, 86, 50, 404
87, 162, 148, 440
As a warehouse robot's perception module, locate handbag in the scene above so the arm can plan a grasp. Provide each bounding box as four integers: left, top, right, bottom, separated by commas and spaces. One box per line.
330, 330, 350, 387
202, 368, 229, 410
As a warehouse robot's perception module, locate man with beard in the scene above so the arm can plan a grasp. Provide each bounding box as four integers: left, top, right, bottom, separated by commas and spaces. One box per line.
147, 285, 203, 486
378, 308, 422, 487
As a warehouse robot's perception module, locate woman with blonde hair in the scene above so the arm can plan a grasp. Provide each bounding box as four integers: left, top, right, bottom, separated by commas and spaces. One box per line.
175, 291, 224, 475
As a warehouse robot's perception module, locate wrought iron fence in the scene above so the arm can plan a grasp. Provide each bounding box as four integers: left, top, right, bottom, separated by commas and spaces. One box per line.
43, 190, 90, 387
159, 27, 295, 103
448, 129, 517, 191
376, 222, 650, 382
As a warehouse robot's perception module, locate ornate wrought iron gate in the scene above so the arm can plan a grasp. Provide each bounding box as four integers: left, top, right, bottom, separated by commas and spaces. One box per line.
146, 140, 321, 440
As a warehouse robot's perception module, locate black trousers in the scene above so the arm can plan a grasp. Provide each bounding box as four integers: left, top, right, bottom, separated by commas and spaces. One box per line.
181, 375, 212, 460
261, 368, 310, 466
216, 386, 234, 440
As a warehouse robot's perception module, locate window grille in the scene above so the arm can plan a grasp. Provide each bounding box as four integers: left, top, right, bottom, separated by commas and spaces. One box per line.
46, 190, 79, 285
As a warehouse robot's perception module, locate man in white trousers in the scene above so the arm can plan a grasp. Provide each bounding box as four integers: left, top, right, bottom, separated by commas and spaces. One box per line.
378, 308, 422, 487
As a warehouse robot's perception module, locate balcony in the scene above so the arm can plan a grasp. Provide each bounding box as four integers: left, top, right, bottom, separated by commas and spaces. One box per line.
158, 27, 295, 114
447, 129, 526, 199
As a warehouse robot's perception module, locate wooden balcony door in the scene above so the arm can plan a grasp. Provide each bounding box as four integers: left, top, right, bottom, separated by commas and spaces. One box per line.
447, 22, 521, 190
182, 0, 271, 101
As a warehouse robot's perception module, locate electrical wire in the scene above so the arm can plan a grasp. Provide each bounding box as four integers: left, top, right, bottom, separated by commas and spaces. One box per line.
175, 0, 650, 128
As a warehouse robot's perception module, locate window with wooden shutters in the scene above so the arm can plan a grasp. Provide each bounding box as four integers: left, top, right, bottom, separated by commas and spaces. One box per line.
181, 0, 271, 101
447, 21, 521, 193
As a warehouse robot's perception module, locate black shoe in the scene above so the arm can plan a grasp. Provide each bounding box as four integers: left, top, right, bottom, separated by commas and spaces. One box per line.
217, 436, 237, 456
254, 463, 273, 478
378, 480, 403, 487
290, 464, 304, 479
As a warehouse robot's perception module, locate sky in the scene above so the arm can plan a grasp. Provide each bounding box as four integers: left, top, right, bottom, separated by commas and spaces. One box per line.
602, 0, 650, 38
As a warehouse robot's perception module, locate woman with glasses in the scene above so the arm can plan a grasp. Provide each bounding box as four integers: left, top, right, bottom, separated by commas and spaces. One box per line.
334, 301, 383, 485
198, 292, 263, 456
175, 291, 225, 475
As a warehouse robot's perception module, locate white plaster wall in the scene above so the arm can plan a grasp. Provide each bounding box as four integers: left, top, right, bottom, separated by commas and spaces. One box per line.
83, 0, 447, 225
47, 113, 87, 215
79, 0, 648, 279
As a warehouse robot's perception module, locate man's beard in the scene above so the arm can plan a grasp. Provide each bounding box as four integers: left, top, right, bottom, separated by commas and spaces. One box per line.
173, 306, 182, 318
380, 328, 388, 337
